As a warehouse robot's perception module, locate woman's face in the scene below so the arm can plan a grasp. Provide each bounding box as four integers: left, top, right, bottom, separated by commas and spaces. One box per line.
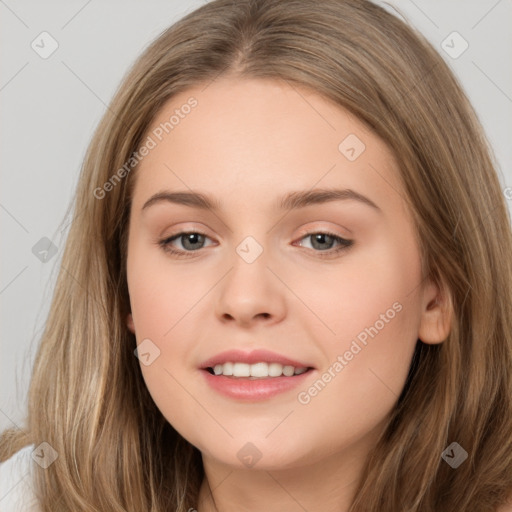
125, 77, 448, 472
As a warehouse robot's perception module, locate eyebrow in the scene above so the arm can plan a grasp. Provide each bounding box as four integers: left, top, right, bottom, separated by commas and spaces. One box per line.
141, 188, 381, 213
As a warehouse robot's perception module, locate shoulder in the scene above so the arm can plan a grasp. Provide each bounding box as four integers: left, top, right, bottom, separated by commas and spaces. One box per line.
0, 444, 40, 511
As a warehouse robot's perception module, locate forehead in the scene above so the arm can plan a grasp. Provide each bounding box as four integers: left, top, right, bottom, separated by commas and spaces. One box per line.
131, 77, 406, 218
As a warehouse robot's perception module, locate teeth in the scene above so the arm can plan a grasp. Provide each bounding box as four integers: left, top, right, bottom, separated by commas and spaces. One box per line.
211, 362, 309, 378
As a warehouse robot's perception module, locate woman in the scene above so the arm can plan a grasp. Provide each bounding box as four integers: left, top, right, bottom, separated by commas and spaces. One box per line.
1, 0, 511, 510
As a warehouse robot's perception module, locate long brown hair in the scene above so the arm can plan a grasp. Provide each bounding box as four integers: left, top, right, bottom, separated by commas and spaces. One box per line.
2, 0, 512, 510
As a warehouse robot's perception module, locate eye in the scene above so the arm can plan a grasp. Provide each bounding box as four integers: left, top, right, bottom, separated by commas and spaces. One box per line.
295, 231, 353, 258
158, 231, 214, 257
157, 230, 353, 259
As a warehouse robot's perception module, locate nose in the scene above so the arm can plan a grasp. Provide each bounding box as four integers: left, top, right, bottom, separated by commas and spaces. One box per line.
214, 253, 287, 328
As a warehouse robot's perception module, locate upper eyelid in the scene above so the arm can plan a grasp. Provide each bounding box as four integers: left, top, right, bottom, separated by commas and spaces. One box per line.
161, 221, 352, 239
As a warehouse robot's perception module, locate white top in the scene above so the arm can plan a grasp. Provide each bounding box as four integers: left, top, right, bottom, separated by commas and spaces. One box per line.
0, 444, 40, 512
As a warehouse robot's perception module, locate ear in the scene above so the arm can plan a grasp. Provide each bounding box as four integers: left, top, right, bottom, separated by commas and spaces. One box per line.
126, 313, 135, 334
418, 277, 453, 344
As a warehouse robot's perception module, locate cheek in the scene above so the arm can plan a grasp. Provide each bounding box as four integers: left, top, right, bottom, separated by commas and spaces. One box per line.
128, 264, 205, 432
292, 230, 423, 350
127, 247, 217, 419
298, 231, 423, 401
127, 242, 212, 340
336, 241, 422, 398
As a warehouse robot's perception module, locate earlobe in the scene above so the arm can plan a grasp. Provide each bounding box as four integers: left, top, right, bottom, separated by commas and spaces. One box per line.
417, 279, 453, 345
126, 313, 135, 334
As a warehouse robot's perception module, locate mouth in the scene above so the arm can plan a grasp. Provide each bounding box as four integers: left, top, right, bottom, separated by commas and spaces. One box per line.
202, 362, 315, 379
200, 363, 316, 401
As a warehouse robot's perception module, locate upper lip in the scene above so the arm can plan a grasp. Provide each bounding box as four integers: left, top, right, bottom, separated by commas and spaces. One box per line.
200, 349, 314, 369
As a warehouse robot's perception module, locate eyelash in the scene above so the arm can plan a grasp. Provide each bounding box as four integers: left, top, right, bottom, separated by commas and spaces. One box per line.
157, 230, 354, 259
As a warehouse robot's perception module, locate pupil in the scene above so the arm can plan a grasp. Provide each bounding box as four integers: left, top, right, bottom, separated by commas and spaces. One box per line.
184, 233, 203, 250
312, 233, 333, 250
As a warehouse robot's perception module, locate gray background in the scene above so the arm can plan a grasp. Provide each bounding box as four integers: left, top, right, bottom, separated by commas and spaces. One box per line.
1, 0, 511, 434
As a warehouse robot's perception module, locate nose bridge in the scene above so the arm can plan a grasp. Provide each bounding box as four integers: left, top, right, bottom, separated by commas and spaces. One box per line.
226, 232, 271, 298
214, 231, 286, 325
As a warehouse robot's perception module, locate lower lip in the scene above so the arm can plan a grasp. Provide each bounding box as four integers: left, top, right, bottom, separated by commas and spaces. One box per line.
200, 368, 315, 401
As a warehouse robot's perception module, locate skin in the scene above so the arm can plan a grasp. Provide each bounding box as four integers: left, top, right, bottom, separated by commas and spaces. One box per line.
125, 76, 452, 512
